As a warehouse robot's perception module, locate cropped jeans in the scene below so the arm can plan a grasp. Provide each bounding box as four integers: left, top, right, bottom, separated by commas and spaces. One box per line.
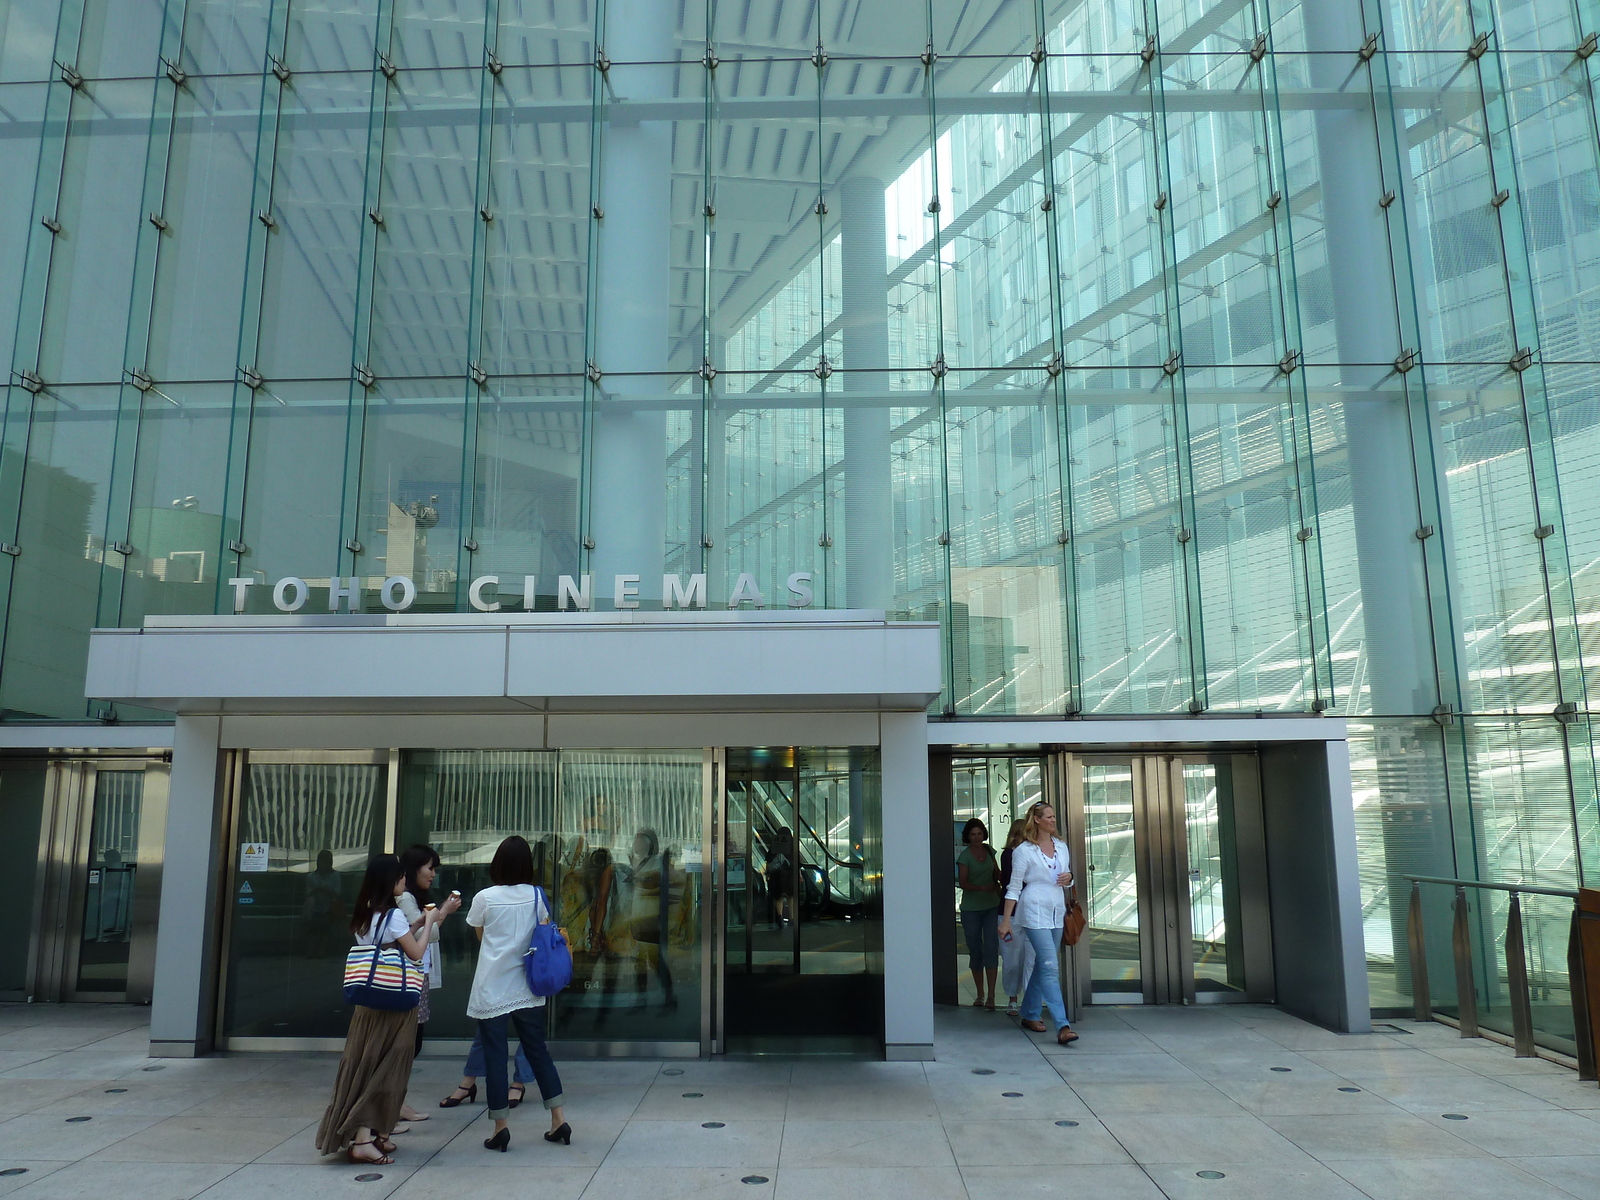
476, 1008, 564, 1120
464, 1028, 532, 1085
1019, 925, 1069, 1028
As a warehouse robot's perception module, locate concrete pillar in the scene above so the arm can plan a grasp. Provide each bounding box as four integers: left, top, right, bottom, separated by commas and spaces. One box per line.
881, 710, 933, 1058
149, 714, 226, 1057
589, 0, 672, 603
840, 176, 895, 610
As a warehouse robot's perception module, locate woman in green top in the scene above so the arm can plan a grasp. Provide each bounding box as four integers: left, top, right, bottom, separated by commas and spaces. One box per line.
957, 818, 1003, 1009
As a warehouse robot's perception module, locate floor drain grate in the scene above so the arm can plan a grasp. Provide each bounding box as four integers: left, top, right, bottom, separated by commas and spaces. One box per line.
141, 1065, 166, 1072
65, 1117, 92, 1123
1370, 1023, 1413, 1035
702, 1122, 725, 1129
354, 1174, 384, 1183
741, 1177, 769, 1185
1269, 1066, 1292, 1072
0, 1170, 29, 1177
1054, 1120, 1079, 1128
1338, 1086, 1361, 1093
1002, 1092, 1023, 1097
662, 1068, 684, 1076
683, 1093, 704, 1098
104, 1088, 127, 1094
1442, 1113, 1469, 1120
971, 1068, 995, 1075
1196, 1171, 1226, 1180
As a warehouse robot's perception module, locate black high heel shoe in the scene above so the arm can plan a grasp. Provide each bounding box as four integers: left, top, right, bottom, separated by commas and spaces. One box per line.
544, 1123, 572, 1145
441, 1084, 477, 1108
484, 1127, 510, 1152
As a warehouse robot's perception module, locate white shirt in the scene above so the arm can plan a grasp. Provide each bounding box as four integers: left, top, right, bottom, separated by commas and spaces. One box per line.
1004, 839, 1070, 930
465, 884, 550, 1019
354, 908, 409, 946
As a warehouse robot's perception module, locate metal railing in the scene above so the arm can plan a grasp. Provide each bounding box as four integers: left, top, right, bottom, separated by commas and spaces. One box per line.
1404, 875, 1596, 1083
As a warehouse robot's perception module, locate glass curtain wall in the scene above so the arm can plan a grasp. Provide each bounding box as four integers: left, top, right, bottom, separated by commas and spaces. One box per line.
2, 0, 1600, 1017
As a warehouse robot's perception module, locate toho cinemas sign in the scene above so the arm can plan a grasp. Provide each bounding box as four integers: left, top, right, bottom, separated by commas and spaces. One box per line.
227, 572, 817, 613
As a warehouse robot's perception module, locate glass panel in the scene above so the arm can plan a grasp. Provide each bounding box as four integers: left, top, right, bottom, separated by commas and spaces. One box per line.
1182, 760, 1242, 995
949, 756, 1040, 1006
222, 758, 388, 1039
179, 0, 272, 76
392, 0, 486, 72
553, 749, 703, 1042
0, 764, 47, 994
724, 746, 882, 1051
76, 769, 144, 994
395, 749, 559, 1038
1081, 760, 1140, 996
75, 0, 168, 80
2, 385, 118, 719
0, 0, 60, 82
0, 82, 47, 374
287, 0, 379, 73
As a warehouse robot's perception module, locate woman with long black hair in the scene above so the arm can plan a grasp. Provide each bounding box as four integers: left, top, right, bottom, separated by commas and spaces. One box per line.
315, 854, 438, 1165
396, 844, 459, 1122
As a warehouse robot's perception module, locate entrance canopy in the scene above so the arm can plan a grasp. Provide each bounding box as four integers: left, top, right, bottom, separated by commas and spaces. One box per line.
87, 610, 943, 718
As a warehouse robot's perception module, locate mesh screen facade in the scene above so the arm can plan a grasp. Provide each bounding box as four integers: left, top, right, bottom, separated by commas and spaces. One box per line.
3, 1, 1600, 992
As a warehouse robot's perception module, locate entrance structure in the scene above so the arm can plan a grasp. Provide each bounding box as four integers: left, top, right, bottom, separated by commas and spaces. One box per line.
86, 611, 942, 1059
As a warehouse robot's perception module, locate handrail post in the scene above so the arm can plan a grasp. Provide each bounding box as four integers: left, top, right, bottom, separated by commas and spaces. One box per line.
1407, 879, 1432, 1021
1452, 885, 1479, 1038
1504, 891, 1535, 1057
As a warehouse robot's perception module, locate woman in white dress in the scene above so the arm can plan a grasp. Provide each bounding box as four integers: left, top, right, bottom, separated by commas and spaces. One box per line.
997, 801, 1079, 1046
468, 835, 572, 1151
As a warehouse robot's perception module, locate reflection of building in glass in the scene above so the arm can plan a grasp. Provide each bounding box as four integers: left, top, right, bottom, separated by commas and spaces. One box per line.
2, 2, 1598, 1033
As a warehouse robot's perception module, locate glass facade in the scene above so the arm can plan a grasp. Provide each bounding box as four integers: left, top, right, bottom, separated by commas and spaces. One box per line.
2, 0, 1599, 1018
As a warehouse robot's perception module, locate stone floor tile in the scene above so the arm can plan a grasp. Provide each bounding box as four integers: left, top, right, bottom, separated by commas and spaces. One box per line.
1138, 1161, 1371, 1200
419, 1114, 619, 1168
944, 1117, 1133, 1167
0, 1081, 100, 1116
3, 1160, 236, 1200
959, 1163, 1165, 1200
1358, 1073, 1561, 1113
0, 1054, 55, 1075
1262, 1111, 1490, 1161
1415, 1108, 1600, 1158
0, 1054, 155, 1081
633, 1083, 789, 1121
782, 1084, 938, 1121
777, 1119, 954, 1168
1490, 1074, 1600, 1109
584, 1165, 774, 1200
0, 1162, 68, 1197
1069, 1080, 1246, 1117
929, 1080, 1091, 1122
1329, 1156, 1584, 1200
774, 1166, 965, 1200
190, 1163, 417, 1200
1045, 1053, 1203, 1084
1096, 1114, 1313, 1166
0, 1112, 166, 1160
385, 1164, 593, 1200
1508, 1155, 1600, 1197
1207, 1076, 1402, 1116
1035, 1030, 1161, 1056
598, 1119, 782, 1170
180, 1082, 332, 1119
87, 1115, 312, 1163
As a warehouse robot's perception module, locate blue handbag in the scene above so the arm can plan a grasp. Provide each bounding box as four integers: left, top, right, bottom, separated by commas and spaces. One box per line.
522, 886, 574, 997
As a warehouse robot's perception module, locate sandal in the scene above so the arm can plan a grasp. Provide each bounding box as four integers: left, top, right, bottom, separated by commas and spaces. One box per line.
347, 1139, 393, 1166
509, 1083, 526, 1110
984, 999, 997, 1011
971, 996, 984, 1007
1021, 1019, 1048, 1033
371, 1132, 398, 1155
1057, 1027, 1079, 1045
440, 1083, 477, 1108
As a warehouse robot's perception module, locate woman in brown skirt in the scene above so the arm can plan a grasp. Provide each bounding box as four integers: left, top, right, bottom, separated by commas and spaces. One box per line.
316, 854, 446, 1165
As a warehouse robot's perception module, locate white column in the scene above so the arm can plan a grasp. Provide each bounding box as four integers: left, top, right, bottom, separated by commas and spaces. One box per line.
840, 176, 895, 610
149, 714, 226, 1057
589, 0, 673, 603
1325, 738, 1374, 1033
880, 711, 933, 1058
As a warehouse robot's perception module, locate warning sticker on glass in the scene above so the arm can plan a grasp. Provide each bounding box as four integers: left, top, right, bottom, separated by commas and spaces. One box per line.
240, 843, 270, 872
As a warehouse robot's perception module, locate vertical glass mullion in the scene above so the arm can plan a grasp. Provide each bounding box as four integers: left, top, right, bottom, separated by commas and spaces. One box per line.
96, 0, 188, 629
1035, 16, 1081, 715
454, 0, 502, 608
1141, 12, 1204, 711
0, 0, 89, 665
1258, 28, 1333, 708
337, 0, 398, 581
215, 0, 292, 610
925, 9, 956, 708
578, 18, 606, 581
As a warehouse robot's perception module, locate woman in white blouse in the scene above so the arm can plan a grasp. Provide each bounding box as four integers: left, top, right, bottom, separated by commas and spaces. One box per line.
997, 801, 1079, 1045
468, 835, 571, 1152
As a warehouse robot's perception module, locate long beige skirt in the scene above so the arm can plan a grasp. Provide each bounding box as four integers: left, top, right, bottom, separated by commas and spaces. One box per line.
315, 1005, 418, 1155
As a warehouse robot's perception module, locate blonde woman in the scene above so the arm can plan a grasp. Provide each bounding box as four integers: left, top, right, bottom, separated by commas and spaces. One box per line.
997, 802, 1078, 1045
997, 819, 1034, 1015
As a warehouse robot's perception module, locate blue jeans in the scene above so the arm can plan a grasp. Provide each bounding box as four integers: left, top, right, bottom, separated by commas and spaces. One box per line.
464, 1028, 532, 1085
961, 907, 1000, 970
1020, 925, 1069, 1028
477, 1008, 564, 1120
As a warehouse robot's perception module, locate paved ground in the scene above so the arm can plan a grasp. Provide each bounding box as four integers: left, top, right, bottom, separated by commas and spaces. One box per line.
1, 1003, 1598, 1200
